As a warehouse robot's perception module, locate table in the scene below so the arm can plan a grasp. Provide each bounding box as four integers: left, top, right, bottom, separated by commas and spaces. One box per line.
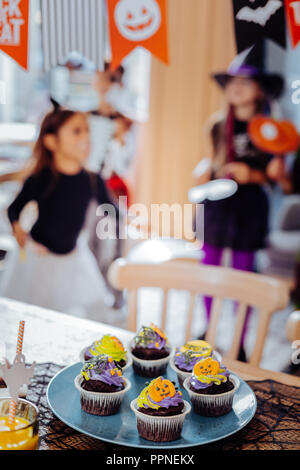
0, 297, 299, 450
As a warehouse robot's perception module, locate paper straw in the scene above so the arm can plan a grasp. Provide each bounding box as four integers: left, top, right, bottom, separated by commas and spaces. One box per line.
8, 321, 25, 426
8, 400, 17, 427
16, 321, 25, 355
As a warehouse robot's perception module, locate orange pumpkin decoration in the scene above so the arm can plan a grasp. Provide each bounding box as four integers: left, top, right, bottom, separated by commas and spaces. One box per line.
249, 116, 299, 154
148, 377, 176, 403
193, 357, 220, 377
150, 323, 167, 340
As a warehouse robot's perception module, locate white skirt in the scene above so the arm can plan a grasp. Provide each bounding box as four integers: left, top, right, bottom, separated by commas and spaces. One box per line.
0, 236, 107, 315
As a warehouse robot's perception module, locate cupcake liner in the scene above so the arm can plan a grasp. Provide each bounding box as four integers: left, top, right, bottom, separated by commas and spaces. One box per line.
130, 399, 191, 442
130, 341, 175, 378
74, 375, 131, 416
79, 347, 133, 371
169, 357, 191, 388
183, 374, 240, 417
170, 350, 222, 387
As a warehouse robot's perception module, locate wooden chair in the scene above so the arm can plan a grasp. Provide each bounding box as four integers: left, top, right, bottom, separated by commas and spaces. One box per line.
108, 258, 289, 367
286, 311, 300, 343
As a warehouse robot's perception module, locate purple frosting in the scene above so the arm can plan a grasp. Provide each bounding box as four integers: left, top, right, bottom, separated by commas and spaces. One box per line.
174, 351, 212, 372
144, 391, 183, 409
189, 364, 230, 391
81, 356, 124, 388
134, 326, 167, 351
146, 331, 166, 350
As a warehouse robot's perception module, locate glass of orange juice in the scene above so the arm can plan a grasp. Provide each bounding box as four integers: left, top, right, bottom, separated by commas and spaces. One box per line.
0, 398, 39, 450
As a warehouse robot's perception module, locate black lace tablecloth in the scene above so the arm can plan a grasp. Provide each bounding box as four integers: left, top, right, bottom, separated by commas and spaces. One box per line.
26, 363, 300, 451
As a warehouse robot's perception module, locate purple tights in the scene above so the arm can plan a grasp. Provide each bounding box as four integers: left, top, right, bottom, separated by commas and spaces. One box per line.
201, 244, 255, 347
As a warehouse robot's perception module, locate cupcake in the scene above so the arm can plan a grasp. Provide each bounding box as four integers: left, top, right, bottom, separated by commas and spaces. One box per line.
183, 356, 239, 417
130, 376, 191, 442
130, 323, 173, 377
170, 340, 222, 387
74, 354, 131, 416
80, 334, 132, 370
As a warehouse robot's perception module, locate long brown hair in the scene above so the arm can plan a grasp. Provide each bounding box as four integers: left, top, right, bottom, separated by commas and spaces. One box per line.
32, 107, 77, 176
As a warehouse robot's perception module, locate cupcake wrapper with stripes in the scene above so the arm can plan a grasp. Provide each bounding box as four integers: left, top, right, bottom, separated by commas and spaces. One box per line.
130, 399, 191, 442
74, 375, 131, 416
183, 374, 240, 417
130, 341, 174, 378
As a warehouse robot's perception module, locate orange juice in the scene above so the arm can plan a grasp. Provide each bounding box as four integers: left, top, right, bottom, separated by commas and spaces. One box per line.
0, 416, 39, 450
0, 399, 39, 450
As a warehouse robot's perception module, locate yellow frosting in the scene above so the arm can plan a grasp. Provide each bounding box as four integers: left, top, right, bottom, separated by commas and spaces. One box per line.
88, 335, 126, 362
192, 357, 227, 386
137, 379, 161, 410
180, 340, 212, 357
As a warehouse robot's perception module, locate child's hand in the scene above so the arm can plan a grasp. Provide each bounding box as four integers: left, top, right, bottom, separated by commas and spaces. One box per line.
12, 222, 28, 248
266, 156, 285, 181
224, 162, 251, 184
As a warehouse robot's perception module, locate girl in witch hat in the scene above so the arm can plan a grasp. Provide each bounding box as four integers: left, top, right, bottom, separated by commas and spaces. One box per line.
195, 43, 284, 361
0, 99, 119, 315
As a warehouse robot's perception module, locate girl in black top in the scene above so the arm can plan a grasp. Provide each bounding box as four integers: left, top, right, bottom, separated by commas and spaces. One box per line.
1, 104, 118, 313
195, 45, 284, 360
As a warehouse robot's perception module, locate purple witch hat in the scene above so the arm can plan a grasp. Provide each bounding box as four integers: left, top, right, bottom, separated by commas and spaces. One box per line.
213, 43, 284, 99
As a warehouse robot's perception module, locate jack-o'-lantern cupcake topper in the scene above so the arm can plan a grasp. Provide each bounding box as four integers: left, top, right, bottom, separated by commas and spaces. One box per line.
137, 376, 182, 410
192, 357, 228, 387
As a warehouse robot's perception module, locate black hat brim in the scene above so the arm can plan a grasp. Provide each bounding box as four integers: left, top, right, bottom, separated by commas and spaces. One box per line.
212, 72, 284, 99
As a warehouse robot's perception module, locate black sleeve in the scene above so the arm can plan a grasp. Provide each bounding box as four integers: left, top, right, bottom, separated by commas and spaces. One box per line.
292, 154, 300, 194
7, 175, 38, 225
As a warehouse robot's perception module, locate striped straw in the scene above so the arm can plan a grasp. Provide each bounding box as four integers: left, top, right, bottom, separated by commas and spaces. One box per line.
8, 321, 26, 426
16, 321, 25, 355
8, 400, 17, 427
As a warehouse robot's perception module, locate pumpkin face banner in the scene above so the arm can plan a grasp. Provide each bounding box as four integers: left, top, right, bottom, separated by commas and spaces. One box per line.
114, 0, 161, 41
107, 0, 169, 68
148, 377, 176, 402
193, 357, 220, 377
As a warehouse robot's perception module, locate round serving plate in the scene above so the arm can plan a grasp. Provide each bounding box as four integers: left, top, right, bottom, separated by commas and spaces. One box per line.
46, 363, 257, 449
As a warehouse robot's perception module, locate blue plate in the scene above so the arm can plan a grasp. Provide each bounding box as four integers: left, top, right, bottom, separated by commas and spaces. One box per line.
46, 363, 257, 449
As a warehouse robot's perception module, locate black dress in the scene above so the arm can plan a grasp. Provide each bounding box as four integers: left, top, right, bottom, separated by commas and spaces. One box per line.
203, 119, 272, 251
7, 168, 118, 255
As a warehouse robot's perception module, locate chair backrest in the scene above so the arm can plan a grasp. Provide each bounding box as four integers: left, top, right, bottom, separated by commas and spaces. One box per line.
108, 259, 289, 366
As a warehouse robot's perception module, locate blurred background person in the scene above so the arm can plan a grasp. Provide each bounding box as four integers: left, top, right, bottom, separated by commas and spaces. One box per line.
0, 102, 118, 316
193, 45, 284, 361
87, 63, 137, 309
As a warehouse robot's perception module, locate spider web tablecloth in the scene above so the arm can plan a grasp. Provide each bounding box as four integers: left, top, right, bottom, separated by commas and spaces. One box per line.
26, 363, 300, 451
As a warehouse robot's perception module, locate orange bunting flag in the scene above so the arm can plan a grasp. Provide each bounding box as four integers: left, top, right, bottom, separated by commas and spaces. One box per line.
0, 0, 30, 70
107, 0, 169, 69
285, 0, 300, 48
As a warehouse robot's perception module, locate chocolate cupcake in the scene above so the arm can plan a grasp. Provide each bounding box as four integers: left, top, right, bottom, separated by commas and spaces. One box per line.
130, 324, 173, 377
74, 354, 131, 416
79, 334, 132, 370
183, 357, 239, 417
170, 340, 222, 387
130, 377, 191, 442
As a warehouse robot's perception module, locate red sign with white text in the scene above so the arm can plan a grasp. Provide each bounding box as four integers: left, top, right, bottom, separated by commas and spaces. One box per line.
0, 0, 30, 69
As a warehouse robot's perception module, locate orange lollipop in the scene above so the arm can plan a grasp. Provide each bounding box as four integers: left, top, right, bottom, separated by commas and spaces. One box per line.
249, 115, 299, 154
